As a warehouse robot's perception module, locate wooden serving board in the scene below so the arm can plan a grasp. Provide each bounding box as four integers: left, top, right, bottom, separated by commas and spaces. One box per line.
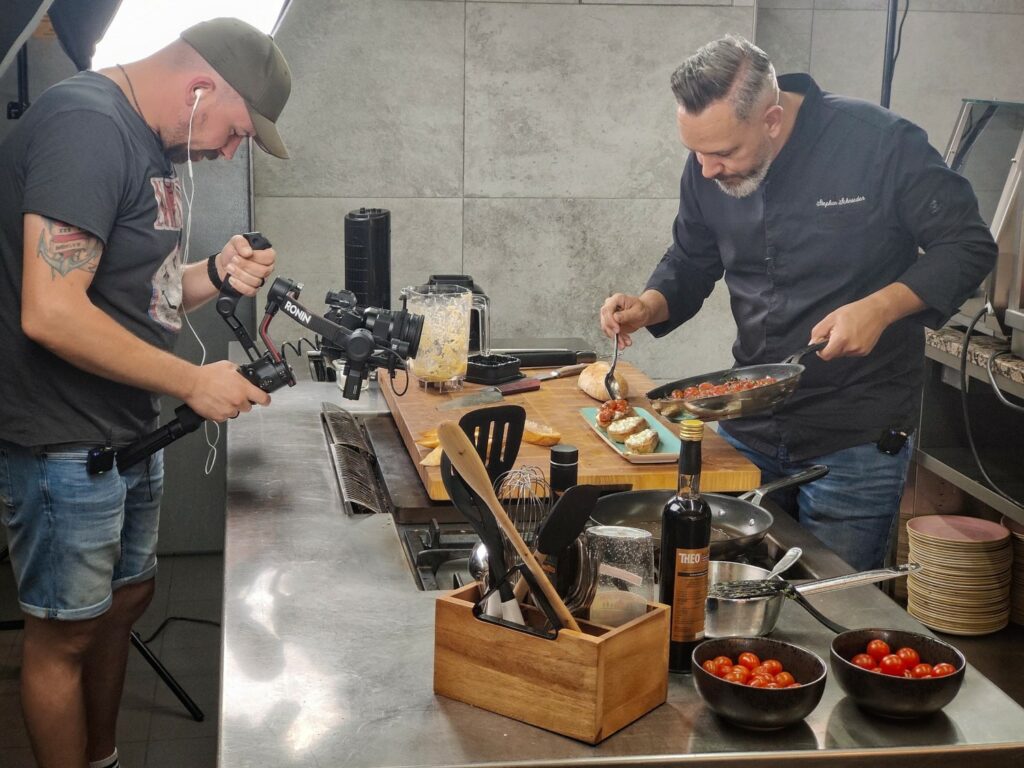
380, 362, 761, 501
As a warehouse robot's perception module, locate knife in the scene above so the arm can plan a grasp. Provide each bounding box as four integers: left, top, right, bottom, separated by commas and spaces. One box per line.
438, 363, 589, 411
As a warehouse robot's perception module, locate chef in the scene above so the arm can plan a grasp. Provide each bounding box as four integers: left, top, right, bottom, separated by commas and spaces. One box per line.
601, 35, 996, 571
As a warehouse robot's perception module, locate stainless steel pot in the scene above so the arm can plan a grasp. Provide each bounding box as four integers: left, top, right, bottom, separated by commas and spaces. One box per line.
705, 562, 922, 638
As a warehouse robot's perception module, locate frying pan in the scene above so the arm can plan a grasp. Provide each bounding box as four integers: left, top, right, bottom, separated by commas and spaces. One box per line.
646, 341, 827, 422
590, 464, 828, 559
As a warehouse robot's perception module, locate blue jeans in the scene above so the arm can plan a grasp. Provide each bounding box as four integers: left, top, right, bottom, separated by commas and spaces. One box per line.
718, 429, 912, 571
0, 440, 163, 620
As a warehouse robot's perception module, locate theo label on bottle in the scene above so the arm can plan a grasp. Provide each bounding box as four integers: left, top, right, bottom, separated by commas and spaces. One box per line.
670, 547, 709, 642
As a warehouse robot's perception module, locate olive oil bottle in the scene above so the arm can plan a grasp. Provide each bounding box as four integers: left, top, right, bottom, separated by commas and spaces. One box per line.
659, 419, 712, 672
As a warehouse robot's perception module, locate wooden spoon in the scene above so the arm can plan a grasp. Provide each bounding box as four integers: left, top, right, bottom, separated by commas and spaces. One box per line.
438, 421, 582, 633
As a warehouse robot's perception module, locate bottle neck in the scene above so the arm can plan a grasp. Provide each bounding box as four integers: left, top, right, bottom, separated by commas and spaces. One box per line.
677, 439, 702, 500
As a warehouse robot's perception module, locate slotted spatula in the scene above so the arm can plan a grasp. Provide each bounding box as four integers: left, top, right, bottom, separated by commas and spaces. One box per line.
438, 421, 582, 633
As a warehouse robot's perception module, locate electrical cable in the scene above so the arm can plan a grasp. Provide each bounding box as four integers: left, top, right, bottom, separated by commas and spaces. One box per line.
892, 1, 910, 66
986, 352, 1024, 414
141, 616, 221, 644
958, 304, 1024, 506
177, 89, 222, 475
281, 337, 318, 357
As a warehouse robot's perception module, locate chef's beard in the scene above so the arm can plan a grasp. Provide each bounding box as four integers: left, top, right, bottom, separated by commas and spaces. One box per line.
714, 138, 774, 199
164, 144, 221, 164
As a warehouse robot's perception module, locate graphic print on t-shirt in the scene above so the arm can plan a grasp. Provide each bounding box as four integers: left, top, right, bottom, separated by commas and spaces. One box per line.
149, 242, 183, 331
148, 175, 184, 330
150, 177, 183, 231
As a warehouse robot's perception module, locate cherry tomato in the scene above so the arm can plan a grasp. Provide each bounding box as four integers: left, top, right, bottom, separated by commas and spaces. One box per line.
932, 663, 957, 678
879, 654, 905, 676
866, 639, 891, 661
712, 657, 733, 675
724, 670, 748, 685
896, 647, 921, 668
870, 667, 883, 673
762, 659, 783, 676
750, 664, 772, 677
729, 665, 751, 683
774, 671, 796, 687
903, 670, 914, 678
786, 682, 802, 688
702, 660, 719, 675
738, 652, 761, 671
910, 663, 933, 679
851, 653, 877, 670
747, 676, 768, 688
763, 682, 781, 689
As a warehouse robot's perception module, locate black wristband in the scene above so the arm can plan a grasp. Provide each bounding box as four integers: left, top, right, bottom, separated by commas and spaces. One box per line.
207, 253, 224, 290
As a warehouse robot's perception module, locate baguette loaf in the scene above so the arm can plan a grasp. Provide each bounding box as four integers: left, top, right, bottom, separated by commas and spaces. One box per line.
578, 361, 629, 402
625, 428, 659, 455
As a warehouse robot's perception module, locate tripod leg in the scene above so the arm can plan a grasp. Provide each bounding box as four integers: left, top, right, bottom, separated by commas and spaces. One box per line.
130, 630, 204, 722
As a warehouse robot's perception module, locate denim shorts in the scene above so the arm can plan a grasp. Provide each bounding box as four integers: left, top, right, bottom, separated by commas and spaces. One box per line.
0, 439, 163, 621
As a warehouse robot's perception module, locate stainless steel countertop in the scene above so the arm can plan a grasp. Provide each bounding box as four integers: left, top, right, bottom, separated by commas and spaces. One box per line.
222, 376, 1024, 767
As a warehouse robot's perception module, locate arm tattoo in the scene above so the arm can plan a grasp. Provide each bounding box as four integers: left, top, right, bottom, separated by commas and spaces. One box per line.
36, 220, 101, 278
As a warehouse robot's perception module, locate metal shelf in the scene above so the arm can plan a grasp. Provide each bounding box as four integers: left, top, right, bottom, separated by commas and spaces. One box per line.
915, 447, 1024, 524
925, 344, 1024, 400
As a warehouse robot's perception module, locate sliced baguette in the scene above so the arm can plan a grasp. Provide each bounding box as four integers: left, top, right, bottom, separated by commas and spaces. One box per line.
578, 361, 629, 401
624, 428, 660, 455
606, 415, 647, 442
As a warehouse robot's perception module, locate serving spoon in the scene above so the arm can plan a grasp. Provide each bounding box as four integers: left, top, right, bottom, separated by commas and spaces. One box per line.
763, 547, 802, 581
604, 333, 621, 399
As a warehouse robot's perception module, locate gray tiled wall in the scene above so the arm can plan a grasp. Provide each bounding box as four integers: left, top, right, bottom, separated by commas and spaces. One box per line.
757, 2, 1024, 152
254, 0, 1024, 380
256, 0, 751, 379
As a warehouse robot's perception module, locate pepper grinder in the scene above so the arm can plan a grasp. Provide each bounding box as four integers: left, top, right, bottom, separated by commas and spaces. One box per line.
549, 444, 578, 497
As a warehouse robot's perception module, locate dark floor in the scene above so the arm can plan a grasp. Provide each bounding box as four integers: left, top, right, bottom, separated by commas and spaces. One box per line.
0, 554, 222, 768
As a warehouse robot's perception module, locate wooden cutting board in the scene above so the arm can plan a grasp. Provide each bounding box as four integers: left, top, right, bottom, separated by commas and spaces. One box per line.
380, 362, 761, 501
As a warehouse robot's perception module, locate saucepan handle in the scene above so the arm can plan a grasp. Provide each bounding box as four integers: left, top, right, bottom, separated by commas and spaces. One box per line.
782, 339, 828, 365
795, 563, 922, 596
740, 464, 829, 506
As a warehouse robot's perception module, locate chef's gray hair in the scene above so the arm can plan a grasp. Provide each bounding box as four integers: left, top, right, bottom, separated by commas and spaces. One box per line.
671, 35, 779, 122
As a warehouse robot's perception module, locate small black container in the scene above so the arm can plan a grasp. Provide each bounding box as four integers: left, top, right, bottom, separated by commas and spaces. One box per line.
465, 353, 521, 385
549, 444, 579, 496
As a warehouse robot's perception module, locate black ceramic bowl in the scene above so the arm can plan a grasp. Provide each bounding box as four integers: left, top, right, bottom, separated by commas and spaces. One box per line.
692, 636, 827, 730
830, 628, 966, 719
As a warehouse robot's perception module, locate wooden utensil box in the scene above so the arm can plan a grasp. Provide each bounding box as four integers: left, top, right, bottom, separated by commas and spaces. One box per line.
433, 583, 669, 744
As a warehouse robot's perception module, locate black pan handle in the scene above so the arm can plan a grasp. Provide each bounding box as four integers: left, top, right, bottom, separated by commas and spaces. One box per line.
784, 583, 849, 634
782, 340, 828, 365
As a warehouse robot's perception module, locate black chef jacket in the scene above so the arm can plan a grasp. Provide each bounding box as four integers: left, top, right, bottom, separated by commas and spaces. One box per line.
645, 74, 997, 461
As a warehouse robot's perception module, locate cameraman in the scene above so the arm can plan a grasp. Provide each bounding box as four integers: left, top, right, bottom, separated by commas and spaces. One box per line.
0, 19, 291, 768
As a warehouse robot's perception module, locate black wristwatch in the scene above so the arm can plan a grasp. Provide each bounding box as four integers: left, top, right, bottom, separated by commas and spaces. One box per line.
206, 253, 224, 290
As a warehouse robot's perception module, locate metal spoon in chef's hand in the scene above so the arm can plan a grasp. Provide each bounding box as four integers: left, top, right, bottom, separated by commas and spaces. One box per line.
763, 547, 802, 581
605, 333, 621, 400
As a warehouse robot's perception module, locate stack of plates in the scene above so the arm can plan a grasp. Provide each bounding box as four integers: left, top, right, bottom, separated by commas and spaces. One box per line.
906, 515, 1011, 636
1002, 516, 1024, 625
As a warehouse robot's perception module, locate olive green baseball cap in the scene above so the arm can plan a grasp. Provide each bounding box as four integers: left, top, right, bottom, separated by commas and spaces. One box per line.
181, 17, 291, 159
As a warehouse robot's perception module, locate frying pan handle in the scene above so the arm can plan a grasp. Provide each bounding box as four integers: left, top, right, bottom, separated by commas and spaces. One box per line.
739, 464, 829, 506
794, 563, 922, 596
782, 340, 828, 365
785, 585, 849, 634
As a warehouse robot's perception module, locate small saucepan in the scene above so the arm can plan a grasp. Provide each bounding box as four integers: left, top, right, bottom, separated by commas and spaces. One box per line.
646, 341, 827, 422
705, 562, 922, 638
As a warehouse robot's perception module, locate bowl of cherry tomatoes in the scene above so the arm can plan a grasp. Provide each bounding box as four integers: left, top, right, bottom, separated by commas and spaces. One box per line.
830, 628, 966, 719
692, 636, 827, 730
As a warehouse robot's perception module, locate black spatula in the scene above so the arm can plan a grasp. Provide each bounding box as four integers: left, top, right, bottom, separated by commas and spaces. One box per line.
513, 484, 601, 602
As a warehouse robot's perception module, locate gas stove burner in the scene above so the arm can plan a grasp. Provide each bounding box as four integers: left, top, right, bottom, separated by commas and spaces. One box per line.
398, 519, 479, 590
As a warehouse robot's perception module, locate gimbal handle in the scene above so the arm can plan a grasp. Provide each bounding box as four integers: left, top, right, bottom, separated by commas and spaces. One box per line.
111, 233, 287, 474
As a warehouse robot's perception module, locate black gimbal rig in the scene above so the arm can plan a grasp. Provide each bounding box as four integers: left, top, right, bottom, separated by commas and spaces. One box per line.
102, 233, 423, 475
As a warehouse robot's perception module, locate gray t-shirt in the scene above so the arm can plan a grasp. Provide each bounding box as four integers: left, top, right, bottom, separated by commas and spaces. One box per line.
0, 71, 184, 446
